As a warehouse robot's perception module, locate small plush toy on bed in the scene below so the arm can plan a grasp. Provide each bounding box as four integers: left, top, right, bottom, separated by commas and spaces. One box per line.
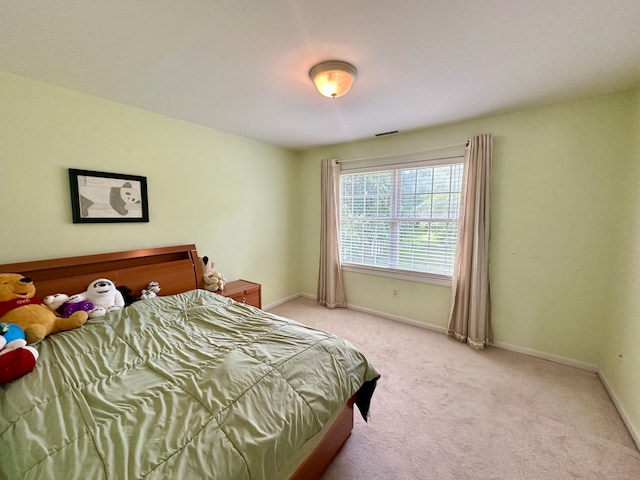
43, 293, 94, 318
0, 273, 88, 344
200, 256, 226, 292
0, 323, 39, 384
66, 278, 125, 318
140, 281, 161, 300
0, 322, 27, 351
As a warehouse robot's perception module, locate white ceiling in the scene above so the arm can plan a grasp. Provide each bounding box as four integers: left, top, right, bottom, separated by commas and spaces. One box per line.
2, 1, 640, 150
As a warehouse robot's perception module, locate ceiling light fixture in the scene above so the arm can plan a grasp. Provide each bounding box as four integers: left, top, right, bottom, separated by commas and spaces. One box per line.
308, 60, 358, 99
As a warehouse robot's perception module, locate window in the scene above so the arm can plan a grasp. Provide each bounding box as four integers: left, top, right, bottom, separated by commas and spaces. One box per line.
339, 158, 463, 283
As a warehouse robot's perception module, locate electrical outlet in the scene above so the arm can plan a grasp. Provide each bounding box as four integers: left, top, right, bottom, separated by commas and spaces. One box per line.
392, 289, 398, 298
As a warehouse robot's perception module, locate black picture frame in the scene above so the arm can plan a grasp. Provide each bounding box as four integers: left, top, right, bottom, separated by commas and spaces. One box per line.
68, 168, 149, 223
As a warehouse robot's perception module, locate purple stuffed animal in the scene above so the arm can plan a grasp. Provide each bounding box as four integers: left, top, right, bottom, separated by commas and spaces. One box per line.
43, 294, 94, 318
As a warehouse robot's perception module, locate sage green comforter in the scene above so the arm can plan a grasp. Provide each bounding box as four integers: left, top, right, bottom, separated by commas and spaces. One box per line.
0, 290, 379, 480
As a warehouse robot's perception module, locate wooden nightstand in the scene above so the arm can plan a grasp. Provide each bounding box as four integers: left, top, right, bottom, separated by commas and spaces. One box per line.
217, 279, 262, 309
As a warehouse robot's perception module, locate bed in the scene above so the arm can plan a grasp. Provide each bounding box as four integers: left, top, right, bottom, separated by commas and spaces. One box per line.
0, 245, 379, 480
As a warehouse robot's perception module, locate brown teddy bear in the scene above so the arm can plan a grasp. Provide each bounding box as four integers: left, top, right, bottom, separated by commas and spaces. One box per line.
0, 274, 88, 344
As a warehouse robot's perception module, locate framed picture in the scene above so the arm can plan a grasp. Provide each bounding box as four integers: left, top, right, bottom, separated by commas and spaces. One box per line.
68, 169, 149, 223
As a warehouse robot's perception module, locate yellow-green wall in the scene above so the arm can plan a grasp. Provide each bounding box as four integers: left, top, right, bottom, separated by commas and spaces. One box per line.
601, 87, 640, 441
298, 91, 633, 367
297, 87, 640, 443
0, 72, 300, 305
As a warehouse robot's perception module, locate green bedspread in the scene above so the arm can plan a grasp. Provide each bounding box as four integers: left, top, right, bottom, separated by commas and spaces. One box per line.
0, 290, 379, 480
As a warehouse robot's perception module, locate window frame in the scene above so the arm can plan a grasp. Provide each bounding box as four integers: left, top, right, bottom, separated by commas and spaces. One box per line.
338, 154, 465, 286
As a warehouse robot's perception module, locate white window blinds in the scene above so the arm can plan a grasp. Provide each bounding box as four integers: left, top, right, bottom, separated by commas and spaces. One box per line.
339, 159, 463, 279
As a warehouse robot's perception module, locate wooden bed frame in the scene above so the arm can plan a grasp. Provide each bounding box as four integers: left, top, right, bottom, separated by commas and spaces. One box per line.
0, 244, 203, 300
0, 244, 354, 480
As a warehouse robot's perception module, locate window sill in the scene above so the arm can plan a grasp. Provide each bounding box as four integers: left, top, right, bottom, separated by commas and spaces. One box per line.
341, 264, 452, 287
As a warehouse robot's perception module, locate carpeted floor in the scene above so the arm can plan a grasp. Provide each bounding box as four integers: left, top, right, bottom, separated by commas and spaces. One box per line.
269, 297, 640, 480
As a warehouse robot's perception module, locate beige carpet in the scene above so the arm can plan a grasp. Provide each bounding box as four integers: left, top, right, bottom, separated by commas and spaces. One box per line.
269, 297, 640, 480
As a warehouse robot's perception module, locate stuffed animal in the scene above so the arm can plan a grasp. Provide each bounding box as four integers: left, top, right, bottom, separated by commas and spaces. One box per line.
0, 323, 39, 384
201, 256, 226, 292
0, 322, 27, 351
140, 281, 161, 300
43, 293, 94, 318
68, 278, 125, 318
0, 274, 88, 344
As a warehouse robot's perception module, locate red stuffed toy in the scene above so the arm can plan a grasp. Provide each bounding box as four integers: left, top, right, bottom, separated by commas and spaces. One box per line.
0, 322, 38, 384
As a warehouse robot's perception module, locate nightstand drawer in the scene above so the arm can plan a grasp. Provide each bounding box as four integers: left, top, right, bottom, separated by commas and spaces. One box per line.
217, 280, 261, 309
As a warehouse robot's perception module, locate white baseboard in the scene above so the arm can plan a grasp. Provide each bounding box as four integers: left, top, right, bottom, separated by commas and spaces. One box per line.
286, 295, 597, 365
345, 303, 447, 334
263, 293, 304, 311
277, 292, 447, 333
345, 303, 599, 373
270, 293, 639, 450
597, 368, 640, 450
490, 340, 599, 372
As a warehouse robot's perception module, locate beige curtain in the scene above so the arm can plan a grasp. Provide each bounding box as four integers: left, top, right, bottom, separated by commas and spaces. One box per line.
317, 158, 346, 309
447, 134, 493, 349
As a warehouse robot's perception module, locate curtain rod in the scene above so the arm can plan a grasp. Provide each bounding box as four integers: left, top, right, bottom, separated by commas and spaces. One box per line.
336, 141, 468, 164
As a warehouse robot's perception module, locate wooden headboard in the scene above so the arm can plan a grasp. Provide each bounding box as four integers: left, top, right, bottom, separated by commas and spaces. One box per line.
0, 245, 203, 299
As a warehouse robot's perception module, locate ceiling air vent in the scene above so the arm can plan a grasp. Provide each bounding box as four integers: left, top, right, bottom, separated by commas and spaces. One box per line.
374, 130, 399, 137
